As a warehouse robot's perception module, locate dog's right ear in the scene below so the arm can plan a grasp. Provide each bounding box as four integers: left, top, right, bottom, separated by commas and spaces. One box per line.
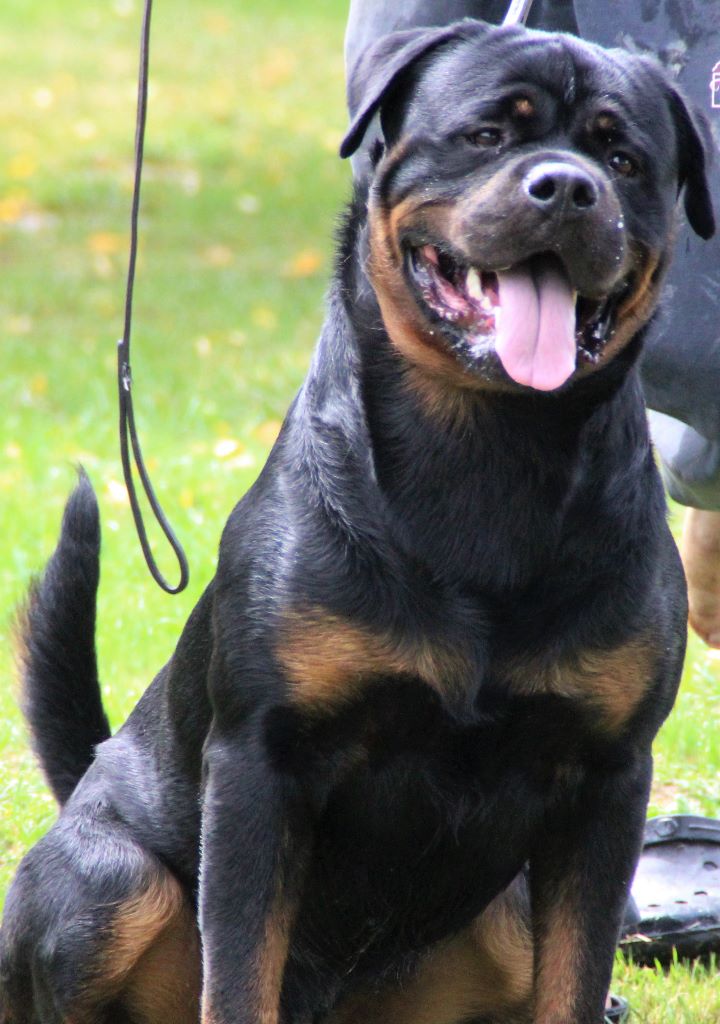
665, 84, 716, 240
340, 22, 485, 160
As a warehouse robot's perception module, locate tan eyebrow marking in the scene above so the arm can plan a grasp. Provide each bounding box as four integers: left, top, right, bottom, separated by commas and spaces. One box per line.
512, 95, 535, 118
596, 111, 618, 133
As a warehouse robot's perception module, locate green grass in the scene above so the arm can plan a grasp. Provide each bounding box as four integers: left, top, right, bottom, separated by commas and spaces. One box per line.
1, 1, 719, 1018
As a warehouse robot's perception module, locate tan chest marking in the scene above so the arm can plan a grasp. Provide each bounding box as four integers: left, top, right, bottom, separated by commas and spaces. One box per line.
275, 608, 468, 709
501, 637, 659, 732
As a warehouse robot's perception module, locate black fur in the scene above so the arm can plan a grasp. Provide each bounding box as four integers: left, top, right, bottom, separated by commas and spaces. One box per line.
18, 469, 109, 805
1, 21, 715, 1024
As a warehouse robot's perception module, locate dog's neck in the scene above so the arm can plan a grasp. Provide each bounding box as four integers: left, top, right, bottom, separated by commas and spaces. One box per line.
363, 336, 652, 590
297, 262, 662, 602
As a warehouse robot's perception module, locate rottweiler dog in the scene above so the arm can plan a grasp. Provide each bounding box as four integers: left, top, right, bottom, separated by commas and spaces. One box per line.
0, 18, 715, 1024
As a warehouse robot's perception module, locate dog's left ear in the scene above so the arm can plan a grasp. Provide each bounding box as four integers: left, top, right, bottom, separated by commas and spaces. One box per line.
666, 85, 716, 240
340, 21, 486, 160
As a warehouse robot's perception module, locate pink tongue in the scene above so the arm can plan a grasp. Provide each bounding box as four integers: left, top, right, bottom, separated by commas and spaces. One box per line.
494, 262, 577, 391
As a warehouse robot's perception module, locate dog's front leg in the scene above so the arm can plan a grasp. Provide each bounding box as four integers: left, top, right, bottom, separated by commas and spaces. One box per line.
200, 723, 310, 1024
529, 751, 651, 1024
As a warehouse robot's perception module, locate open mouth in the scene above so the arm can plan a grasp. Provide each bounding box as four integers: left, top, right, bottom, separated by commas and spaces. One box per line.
406, 244, 626, 391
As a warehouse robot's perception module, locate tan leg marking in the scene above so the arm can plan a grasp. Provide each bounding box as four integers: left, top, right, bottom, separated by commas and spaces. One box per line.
330, 877, 533, 1024
123, 897, 201, 1024
253, 888, 297, 1024
111, 874, 183, 966
534, 887, 583, 1024
60, 869, 202, 1023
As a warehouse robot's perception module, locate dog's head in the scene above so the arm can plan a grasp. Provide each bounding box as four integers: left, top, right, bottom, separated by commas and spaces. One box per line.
341, 22, 715, 393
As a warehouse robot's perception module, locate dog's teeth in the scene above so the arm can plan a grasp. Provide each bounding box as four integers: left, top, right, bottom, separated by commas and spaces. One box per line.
467, 268, 483, 301
468, 268, 496, 313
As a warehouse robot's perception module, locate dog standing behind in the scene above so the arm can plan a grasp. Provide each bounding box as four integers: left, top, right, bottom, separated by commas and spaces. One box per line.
0, 19, 716, 1024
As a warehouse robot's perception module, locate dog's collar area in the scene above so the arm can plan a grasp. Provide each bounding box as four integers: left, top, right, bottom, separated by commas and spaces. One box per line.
405, 243, 626, 387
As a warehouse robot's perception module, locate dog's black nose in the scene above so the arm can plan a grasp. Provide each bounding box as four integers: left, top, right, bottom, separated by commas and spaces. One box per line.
523, 161, 599, 213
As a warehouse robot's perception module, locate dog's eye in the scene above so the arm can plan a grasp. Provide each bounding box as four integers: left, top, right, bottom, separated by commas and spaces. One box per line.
464, 127, 503, 148
608, 151, 638, 178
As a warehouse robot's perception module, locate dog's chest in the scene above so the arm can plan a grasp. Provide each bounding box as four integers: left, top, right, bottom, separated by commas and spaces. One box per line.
274, 594, 657, 740
280, 684, 586, 971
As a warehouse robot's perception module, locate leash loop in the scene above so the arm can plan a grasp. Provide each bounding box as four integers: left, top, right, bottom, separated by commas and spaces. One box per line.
117, 0, 189, 595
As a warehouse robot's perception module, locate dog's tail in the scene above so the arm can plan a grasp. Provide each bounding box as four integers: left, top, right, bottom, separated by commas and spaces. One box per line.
17, 470, 110, 806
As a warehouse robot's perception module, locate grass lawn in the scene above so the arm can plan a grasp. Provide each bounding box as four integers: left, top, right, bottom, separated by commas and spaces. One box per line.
1, 1, 719, 1018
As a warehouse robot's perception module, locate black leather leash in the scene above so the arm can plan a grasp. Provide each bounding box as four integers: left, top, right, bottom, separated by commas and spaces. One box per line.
117, 0, 189, 595
115, 0, 533, 597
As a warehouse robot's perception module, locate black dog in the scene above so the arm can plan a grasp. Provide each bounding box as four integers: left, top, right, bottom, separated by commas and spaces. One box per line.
1, 19, 715, 1024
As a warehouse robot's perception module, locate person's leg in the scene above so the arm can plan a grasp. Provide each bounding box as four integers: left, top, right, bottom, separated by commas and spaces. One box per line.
648, 412, 720, 647
682, 509, 720, 647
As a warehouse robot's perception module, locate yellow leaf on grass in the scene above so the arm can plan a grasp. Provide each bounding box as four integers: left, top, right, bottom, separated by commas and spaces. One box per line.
257, 48, 297, 89
204, 12, 231, 35
251, 307, 277, 330
255, 420, 282, 448
93, 254, 115, 279
285, 249, 322, 279
30, 374, 48, 397
321, 130, 342, 154
7, 154, 37, 180
74, 121, 97, 141
0, 194, 28, 224
202, 244, 234, 268
87, 232, 125, 255
6, 314, 32, 334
